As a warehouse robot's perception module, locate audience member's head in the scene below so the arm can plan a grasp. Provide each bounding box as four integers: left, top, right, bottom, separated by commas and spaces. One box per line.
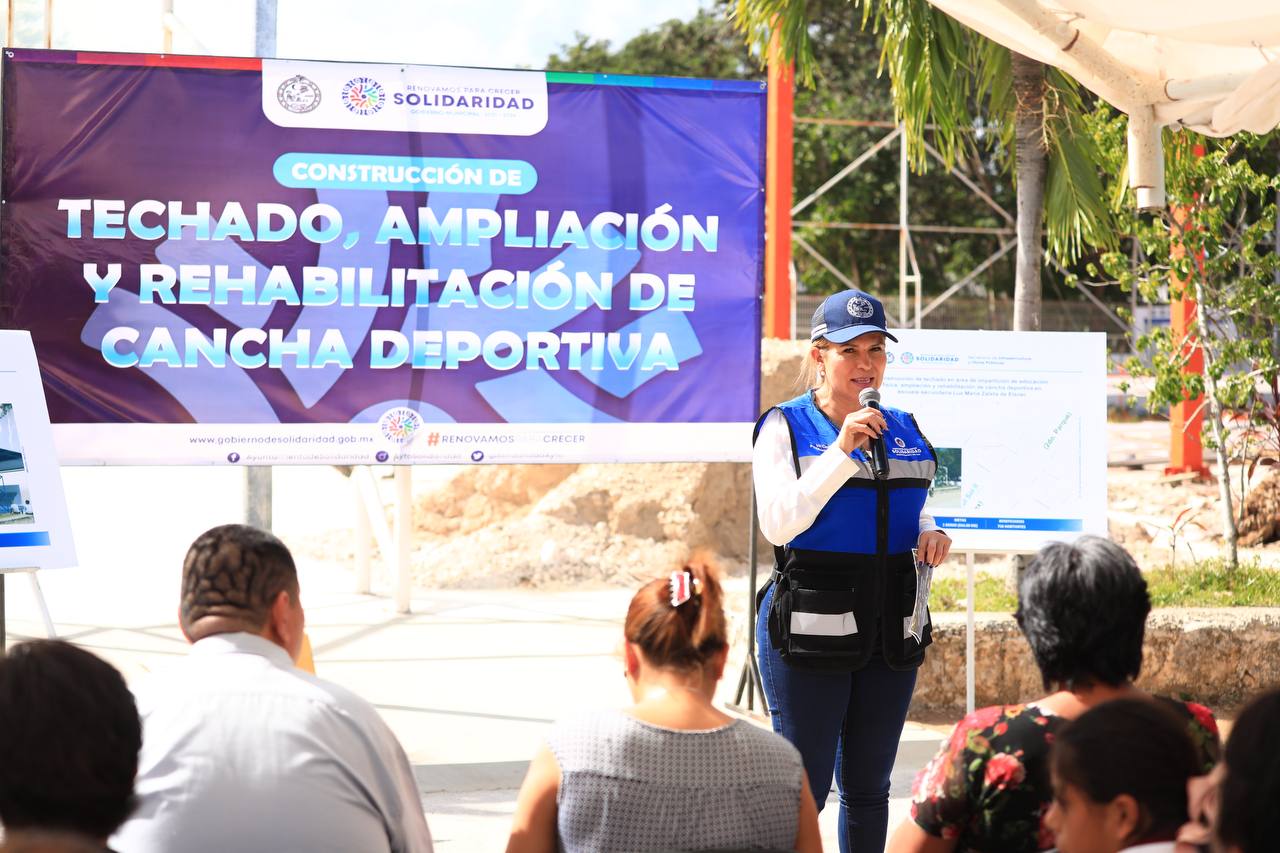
624, 556, 728, 680
1015, 536, 1151, 691
1046, 697, 1198, 853
1215, 688, 1280, 853
180, 523, 305, 660
0, 641, 140, 844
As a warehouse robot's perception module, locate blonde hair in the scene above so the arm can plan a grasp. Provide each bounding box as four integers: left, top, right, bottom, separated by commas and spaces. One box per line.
795, 339, 830, 394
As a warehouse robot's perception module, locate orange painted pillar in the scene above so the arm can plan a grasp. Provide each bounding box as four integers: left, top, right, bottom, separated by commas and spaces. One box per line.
1165, 144, 1209, 477
763, 32, 794, 340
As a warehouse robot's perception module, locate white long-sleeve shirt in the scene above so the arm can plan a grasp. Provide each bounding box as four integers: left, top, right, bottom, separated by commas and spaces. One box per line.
753, 408, 938, 547
113, 632, 433, 853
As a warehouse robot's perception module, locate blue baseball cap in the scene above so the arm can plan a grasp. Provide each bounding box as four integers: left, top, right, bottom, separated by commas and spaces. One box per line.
810, 289, 898, 343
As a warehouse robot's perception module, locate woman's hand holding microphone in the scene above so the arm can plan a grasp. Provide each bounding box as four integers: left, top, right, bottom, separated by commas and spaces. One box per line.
837, 406, 952, 567
836, 407, 887, 455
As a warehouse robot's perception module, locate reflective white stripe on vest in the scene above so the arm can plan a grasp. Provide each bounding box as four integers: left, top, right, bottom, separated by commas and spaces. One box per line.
790, 610, 858, 636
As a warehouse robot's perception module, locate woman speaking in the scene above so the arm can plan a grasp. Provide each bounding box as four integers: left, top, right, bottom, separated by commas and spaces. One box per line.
753, 288, 951, 853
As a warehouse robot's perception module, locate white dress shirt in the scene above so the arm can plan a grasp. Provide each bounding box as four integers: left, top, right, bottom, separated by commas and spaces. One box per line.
754, 408, 938, 547
113, 632, 433, 853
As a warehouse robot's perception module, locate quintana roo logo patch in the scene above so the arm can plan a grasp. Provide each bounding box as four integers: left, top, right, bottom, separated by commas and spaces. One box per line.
846, 295, 874, 319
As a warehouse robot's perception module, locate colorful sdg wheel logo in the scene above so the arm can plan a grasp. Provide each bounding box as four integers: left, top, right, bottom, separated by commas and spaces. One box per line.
341, 76, 386, 115
378, 407, 422, 444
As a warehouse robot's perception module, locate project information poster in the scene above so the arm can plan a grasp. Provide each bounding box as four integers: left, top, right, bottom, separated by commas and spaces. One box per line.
0, 50, 764, 466
880, 329, 1107, 551
0, 332, 77, 570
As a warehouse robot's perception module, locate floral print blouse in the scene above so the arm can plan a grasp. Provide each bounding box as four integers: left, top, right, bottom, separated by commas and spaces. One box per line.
910, 698, 1220, 852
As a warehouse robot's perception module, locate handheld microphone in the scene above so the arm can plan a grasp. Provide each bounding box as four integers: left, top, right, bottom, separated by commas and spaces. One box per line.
858, 387, 890, 481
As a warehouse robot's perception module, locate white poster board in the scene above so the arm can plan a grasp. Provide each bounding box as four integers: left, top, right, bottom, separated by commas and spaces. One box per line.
881, 329, 1108, 552
0, 331, 77, 569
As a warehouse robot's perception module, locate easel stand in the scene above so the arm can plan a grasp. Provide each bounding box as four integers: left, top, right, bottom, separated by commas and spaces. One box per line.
0, 568, 57, 654
955, 548, 1033, 714
730, 495, 769, 715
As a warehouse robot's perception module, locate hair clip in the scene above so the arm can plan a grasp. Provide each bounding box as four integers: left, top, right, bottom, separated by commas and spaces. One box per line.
669, 570, 700, 607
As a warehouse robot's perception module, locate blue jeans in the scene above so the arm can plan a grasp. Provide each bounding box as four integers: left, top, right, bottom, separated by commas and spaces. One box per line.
756, 583, 917, 853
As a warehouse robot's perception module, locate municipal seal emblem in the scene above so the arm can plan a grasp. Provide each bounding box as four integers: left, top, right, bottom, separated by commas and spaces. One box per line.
846, 295, 874, 319
276, 74, 321, 113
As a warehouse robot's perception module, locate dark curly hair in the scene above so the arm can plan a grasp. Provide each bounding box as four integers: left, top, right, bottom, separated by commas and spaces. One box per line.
180, 524, 298, 638
0, 640, 141, 839
1015, 536, 1151, 690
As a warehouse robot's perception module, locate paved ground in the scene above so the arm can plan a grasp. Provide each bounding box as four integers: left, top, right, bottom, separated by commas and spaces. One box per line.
2, 464, 943, 851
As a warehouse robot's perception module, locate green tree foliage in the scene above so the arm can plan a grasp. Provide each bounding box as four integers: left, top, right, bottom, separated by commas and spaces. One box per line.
545, 9, 755, 79
545, 2, 1021, 302
733, 0, 1120, 331
1083, 109, 1280, 567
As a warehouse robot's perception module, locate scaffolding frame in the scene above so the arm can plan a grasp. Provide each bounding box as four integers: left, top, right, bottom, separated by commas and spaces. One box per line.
784, 114, 1021, 333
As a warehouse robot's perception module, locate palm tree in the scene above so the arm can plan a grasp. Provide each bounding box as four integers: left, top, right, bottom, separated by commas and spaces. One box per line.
734, 0, 1116, 330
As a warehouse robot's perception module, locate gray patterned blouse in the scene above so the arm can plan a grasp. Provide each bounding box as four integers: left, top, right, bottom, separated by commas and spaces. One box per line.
546, 710, 804, 852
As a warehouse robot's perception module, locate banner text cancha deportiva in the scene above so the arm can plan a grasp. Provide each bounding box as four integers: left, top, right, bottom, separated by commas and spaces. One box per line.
60, 198, 717, 373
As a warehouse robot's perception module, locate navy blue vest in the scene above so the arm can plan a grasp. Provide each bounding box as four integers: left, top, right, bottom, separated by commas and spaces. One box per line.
755, 392, 937, 670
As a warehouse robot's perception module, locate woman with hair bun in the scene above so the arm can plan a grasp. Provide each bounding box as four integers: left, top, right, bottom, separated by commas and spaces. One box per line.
506, 559, 822, 853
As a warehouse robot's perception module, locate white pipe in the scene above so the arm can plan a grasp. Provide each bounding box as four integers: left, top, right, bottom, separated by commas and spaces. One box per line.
991, 0, 1161, 111
899, 127, 908, 325
792, 127, 900, 217
162, 11, 208, 52
352, 466, 394, 560
160, 0, 173, 52
1165, 73, 1252, 103
965, 550, 976, 714
1127, 106, 1166, 210
352, 467, 372, 594
393, 466, 412, 614
27, 570, 56, 638
254, 0, 277, 59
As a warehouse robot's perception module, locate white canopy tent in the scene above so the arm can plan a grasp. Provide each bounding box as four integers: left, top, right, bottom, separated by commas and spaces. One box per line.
925, 1, 1280, 207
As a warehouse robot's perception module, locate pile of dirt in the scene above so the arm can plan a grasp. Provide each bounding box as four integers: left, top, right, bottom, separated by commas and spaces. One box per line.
1239, 469, 1280, 546
310, 335, 1279, 589
402, 339, 807, 589
408, 462, 750, 588
1107, 463, 1280, 563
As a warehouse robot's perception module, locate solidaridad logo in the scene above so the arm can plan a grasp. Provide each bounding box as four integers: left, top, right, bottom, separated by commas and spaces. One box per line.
378, 406, 423, 444
276, 74, 321, 113
900, 351, 915, 365
342, 76, 386, 115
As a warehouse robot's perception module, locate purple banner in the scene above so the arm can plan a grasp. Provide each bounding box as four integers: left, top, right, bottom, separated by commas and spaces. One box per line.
0, 51, 764, 465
